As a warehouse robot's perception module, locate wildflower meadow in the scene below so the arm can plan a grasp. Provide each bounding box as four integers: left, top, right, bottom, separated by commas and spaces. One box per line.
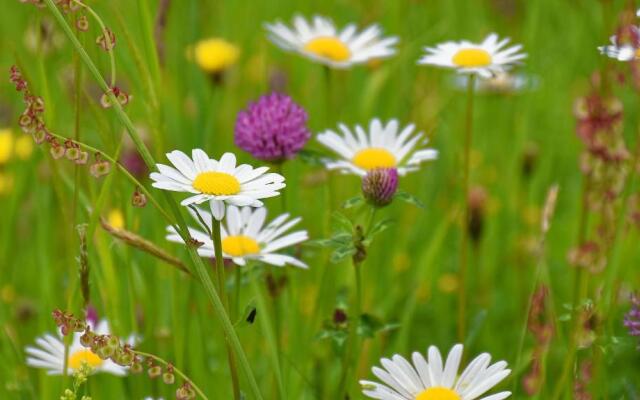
2, 0, 640, 399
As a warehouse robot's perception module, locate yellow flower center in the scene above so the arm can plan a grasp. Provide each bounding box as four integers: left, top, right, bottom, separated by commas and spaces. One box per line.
452, 48, 492, 67
193, 38, 240, 73
304, 37, 351, 62
222, 235, 260, 257
352, 148, 397, 170
192, 172, 241, 196
415, 387, 461, 400
68, 349, 103, 370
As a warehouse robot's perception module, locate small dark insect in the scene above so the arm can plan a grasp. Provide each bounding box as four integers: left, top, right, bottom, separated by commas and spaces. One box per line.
246, 308, 257, 324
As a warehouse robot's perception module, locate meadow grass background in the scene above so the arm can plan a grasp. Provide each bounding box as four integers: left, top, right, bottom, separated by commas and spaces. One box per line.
1, 0, 639, 398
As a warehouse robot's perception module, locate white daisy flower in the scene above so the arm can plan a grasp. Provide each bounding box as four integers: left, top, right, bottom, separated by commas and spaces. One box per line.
265, 15, 398, 68
317, 118, 438, 176
150, 150, 285, 220
418, 33, 526, 78
598, 26, 640, 61
360, 344, 511, 400
25, 319, 136, 376
166, 205, 308, 268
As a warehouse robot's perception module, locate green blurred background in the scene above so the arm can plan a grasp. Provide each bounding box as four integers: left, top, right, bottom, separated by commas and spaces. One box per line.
1, 0, 639, 399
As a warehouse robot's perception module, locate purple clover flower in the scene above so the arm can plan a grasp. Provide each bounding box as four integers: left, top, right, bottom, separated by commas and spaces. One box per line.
362, 168, 399, 207
624, 294, 640, 345
234, 92, 310, 163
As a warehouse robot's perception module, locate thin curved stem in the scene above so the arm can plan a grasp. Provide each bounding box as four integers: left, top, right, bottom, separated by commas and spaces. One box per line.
133, 350, 208, 400
457, 74, 476, 343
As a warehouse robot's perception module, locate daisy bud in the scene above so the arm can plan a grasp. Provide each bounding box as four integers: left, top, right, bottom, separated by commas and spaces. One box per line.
362, 168, 398, 207
234, 92, 310, 163
96, 28, 116, 51
132, 189, 147, 208
76, 15, 89, 31
148, 365, 162, 378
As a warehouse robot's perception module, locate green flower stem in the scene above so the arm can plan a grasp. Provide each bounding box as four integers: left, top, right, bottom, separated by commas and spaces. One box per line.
337, 205, 375, 398
250, 267, 287, 399
133, 350, 209, 400
457, 74, 476, 343
43, 1, 263, 398
211, 219, 241, 400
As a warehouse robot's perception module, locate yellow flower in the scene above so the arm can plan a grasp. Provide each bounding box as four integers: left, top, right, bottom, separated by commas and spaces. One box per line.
192, 38, 240, 74
14, 135, 34, 160
0, 129, 14, 165
0, 172, 14, 195
107, 209, 125, 229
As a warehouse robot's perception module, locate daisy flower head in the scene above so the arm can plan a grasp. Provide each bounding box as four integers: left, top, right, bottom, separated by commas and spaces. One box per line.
265, 15, 398, 68
598, 25, 640, 61
191, 38, 240, 75
317, 119, 438, 177
418, 33, 526, 78
167, 204, 308, 268
25, 319, 135, 376
360, 344, 511, 400
150, 150, 285, 220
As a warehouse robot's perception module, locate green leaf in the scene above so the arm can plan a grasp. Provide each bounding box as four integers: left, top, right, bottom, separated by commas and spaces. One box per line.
342, 196, 364, 209
357, 313, 400, 338
332, 211, 354, 231
330, 246, 356, 263
394, 190, 425, 209
364, 218, 394, 244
